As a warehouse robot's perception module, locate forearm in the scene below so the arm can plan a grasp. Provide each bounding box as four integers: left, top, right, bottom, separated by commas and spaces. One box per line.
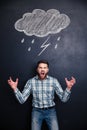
60, 88, 71, 102
14, 88, 30, 104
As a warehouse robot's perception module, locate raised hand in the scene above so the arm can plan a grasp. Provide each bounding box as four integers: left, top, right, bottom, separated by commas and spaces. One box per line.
8, 77, 18, 91
65, 76, 76, 90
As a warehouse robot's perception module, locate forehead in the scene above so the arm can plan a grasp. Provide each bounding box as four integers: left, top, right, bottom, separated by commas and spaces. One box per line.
38, 63, 48, 67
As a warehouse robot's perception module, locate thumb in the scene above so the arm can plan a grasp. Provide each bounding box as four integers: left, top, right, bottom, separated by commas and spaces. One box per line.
16, 78, 19, 83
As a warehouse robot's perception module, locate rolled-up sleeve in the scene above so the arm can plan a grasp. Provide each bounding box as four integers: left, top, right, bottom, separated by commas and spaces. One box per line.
54, 79, 71, 102
14, 80, 31, 104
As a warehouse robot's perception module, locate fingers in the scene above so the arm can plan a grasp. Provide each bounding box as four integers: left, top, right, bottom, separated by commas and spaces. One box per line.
16, 78, 19, 83
7, 76, 12, 82
71, 76, 75, 80
9, 76, 12, 80
7, 77, 12, 84
65, 76, 76, 86
65, 77, 68, 82
7, 77, 19, 83
71, 76, 76, 84
65, 77, 76, 81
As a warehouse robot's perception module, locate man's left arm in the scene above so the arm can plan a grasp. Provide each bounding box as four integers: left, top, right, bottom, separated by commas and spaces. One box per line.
54, 77, 76, 102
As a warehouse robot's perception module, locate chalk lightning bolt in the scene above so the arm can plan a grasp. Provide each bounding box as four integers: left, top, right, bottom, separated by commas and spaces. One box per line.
38, 36, 51, 56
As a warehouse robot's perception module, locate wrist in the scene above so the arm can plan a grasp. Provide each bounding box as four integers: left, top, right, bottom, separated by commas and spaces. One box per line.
67, 87, 71, 91
12, 86, 17, 91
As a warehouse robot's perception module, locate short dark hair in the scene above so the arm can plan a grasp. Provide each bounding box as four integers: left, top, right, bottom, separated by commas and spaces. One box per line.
36, 60, 49, 68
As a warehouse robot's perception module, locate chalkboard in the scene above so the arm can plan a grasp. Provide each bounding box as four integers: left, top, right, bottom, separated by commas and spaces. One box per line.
0, 0, 87, 130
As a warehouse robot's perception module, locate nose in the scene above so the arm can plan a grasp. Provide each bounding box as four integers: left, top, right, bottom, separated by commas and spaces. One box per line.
41, 68, 44, 71
41, 67, 45, 71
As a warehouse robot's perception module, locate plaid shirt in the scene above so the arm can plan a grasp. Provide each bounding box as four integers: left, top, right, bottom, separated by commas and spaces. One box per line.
14, 75, 71, 108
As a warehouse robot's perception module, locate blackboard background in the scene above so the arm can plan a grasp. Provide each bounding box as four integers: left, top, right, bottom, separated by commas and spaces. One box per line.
0, 0, 87, 130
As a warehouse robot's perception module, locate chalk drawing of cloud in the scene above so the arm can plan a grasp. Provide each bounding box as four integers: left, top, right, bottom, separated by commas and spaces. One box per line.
14, 9, 70, 37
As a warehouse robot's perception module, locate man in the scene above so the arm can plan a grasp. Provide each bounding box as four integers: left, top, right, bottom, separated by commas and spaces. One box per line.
8, 60, 76, 130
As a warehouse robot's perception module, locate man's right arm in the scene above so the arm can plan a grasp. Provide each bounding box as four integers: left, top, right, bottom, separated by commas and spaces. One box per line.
8, 77, 31, 104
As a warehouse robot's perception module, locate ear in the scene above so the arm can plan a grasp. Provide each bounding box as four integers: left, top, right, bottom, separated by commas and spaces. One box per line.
47, 68, 49, 73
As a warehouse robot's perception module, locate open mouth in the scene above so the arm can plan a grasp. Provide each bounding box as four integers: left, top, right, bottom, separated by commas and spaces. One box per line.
39, 71, 47, 79
41, 72, 45, 75
40, 71, 46, 76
